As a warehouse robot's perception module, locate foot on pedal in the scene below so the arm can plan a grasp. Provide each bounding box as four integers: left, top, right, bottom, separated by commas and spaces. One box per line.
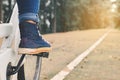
18, 21, 52, 55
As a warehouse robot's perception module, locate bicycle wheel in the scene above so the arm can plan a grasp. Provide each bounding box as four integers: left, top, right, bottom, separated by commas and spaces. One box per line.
18, 55, 42, 80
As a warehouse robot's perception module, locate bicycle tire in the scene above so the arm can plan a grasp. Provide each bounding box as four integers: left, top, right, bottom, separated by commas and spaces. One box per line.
18, 55, 42, 80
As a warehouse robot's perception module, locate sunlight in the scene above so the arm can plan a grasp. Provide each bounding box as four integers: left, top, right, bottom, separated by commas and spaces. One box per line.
110, 0, 117, 12
110, 0, 116, 2
111, 4, 117, 12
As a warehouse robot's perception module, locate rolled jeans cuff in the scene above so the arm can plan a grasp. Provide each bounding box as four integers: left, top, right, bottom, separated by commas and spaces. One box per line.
19, 13, 39, 23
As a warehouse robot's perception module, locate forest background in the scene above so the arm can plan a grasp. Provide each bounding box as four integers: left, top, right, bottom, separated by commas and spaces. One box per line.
0, 0, 120, 33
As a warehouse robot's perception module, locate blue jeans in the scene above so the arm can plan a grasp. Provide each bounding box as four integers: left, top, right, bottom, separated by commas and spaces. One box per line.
16, 0, 40, 23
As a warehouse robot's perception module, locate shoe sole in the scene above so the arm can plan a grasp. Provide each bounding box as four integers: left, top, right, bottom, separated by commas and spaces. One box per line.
18, 47, 52, 54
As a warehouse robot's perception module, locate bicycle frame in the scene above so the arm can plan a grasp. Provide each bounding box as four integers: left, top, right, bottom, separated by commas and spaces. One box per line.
0, 4, 21, 80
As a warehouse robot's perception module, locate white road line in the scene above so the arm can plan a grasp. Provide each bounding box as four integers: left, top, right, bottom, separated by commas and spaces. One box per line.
50, 29, 112, 80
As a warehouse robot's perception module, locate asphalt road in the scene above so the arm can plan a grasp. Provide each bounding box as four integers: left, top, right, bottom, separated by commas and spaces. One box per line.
64, 29, 120, 80
23, 28, 120, 80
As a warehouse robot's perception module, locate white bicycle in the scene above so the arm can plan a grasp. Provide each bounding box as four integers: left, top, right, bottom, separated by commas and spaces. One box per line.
0, 4, 49, 80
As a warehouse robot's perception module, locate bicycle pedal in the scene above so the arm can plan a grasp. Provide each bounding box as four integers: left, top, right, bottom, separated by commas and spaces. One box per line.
33, 52, 49, 58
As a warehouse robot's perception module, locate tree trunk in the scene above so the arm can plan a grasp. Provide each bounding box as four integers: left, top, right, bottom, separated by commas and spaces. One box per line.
52, 0, 57, 33
0, 0, 3, 23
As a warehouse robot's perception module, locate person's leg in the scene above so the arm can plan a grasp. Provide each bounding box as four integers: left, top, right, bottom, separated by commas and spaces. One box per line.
16, 0, 51, 54
16, 0, 40, 22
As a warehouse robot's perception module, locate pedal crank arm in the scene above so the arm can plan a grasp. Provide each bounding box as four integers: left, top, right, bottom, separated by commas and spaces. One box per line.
7, 54, 26, 76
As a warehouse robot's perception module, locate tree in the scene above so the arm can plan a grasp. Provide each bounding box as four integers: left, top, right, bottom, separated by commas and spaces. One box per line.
114, 0, 120, 28
0, 0, 2, 23
39, 0, 114, 33
64, 0, 114, 30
